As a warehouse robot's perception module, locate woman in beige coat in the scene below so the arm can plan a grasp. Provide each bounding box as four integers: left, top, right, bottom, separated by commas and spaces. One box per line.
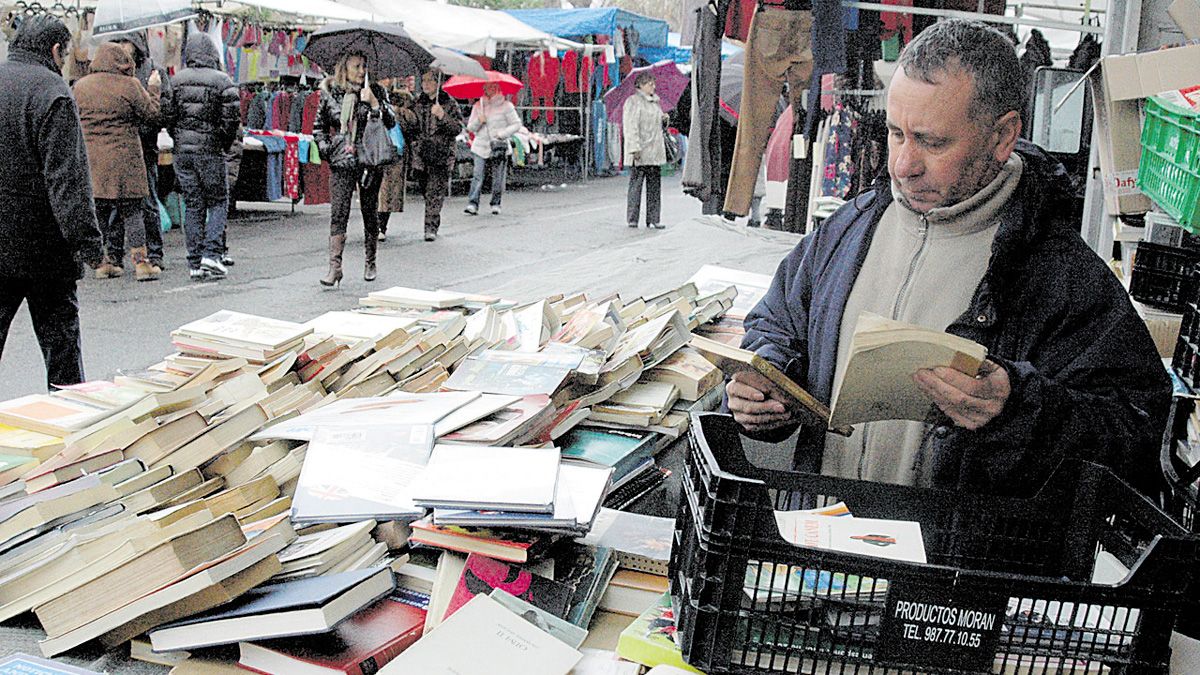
73, 42, 161, 280
622, 72, 668, 229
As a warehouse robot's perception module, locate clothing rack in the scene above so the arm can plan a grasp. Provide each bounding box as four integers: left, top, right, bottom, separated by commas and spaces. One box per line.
840, 1, 1105, 34
500, 43, 596, 182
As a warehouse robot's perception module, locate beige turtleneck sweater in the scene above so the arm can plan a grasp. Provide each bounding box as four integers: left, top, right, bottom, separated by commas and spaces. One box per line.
821, 154, 1024, 487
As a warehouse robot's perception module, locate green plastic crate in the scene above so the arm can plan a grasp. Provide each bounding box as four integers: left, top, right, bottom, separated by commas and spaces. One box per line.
1139, 96, 1200, 231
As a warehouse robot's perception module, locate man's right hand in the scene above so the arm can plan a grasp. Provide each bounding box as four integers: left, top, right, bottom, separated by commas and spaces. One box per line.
727, 370, 800, 433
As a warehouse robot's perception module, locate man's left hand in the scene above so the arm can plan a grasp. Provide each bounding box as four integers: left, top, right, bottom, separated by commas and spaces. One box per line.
913, 359, 1010, 431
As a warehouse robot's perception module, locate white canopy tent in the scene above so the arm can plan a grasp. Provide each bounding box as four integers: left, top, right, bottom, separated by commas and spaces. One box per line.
212, 0, 373, 22
335, 0, 598, 57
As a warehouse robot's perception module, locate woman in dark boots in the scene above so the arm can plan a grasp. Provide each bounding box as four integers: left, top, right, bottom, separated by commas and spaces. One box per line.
313, 51, 395, 286
410, 69, 463, 242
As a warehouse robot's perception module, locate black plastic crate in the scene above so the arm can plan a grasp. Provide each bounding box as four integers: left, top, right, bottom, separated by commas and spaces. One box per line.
670, 413, 1200, 674
1130, 243, 1200, 312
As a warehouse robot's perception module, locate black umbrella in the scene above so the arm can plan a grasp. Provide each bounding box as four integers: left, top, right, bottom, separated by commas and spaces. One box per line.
303, 21, 433, 80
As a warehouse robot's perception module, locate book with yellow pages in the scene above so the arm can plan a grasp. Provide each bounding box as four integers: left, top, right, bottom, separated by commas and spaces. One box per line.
828, 312, 987, 428
688, 334, 843, 434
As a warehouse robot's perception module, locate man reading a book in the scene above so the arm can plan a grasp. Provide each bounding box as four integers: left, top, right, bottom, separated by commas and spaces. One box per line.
726, 19, 1169, 495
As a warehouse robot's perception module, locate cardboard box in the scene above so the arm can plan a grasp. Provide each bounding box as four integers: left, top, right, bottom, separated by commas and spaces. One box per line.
1090, 43, 1200, 215
1169, 0, 1200, 40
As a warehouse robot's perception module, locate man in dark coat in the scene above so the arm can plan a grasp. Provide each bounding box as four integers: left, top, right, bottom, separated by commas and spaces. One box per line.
408, 69, 463, 242
0, 15, 103, 389
107, 30, 173, 272
168, 34, 239, 281
726, 20, 1170, 497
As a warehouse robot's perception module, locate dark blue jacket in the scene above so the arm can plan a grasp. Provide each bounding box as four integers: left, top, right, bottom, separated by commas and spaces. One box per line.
741, 142, 1170, 496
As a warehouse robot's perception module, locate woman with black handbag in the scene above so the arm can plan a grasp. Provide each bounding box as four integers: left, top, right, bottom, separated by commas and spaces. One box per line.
464, 82, 521, 216
313, 51, 396, 286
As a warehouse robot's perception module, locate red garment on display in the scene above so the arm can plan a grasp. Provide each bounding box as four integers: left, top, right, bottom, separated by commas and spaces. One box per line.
526, 51, 560, 123
561, 51, 579, 94
240, 88, 254, 126
881, 0, 914, 43
300, 91, 320, 135
275, 132, 301, 199
725, 0, 755, 40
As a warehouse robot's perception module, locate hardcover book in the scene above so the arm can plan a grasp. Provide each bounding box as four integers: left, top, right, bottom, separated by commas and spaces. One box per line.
238, 595, 427, 675
292, 424, 433, 523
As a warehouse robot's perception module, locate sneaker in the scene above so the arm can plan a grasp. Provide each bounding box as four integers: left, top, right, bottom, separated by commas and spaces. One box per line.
189, 268, 208, 281
220, 255, 235, 267
650, 223, 666, 230
378, 231, 387, 242
200, 257, 228, 276
491, 206, 501, 216
464, 204, 478, 216
628, 222, 638, 228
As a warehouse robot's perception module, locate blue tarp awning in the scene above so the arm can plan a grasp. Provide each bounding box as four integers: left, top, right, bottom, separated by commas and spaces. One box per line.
640, 31, 742, 65
504, 8, 669, 48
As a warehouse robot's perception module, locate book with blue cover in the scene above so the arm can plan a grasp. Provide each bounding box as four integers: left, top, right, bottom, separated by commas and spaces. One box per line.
559, 428, 656, 485
149, 567, 395, 651
0, 654, 100, 675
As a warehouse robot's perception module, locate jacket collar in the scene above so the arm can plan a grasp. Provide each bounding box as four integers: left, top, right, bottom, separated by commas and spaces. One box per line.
850, 141, 1072, 336
8, 48, 60, 74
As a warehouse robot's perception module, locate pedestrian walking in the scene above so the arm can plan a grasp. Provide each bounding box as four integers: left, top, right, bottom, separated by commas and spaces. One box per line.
0, 15, 104, 389
106, 31, 173, 272
377, 76, 418, 243
622, 72, 669, 229
464, 83, 520, 216
169, 34, 239, 281
73, 42, 163, 282
411, 69, 463, 241
313, 51, 396, 286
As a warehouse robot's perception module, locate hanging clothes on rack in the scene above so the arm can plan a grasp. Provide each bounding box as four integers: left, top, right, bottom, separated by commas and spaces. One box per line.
526, 50, 560, 124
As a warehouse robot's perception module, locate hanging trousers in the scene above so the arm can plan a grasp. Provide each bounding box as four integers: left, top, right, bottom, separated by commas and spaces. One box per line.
723, 9, 814, 217
0, 279, 85, 389
682, 0, 729, 213
627, 165, 662, 226
96, 198, 147, 265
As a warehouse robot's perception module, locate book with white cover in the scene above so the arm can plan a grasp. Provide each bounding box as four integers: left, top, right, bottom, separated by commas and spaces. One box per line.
433, 394, 522, 437
772, 512, 927, 564
413, 445, 560, 514
250, 392, 480, 441
173, 310, 312, 350
301, 311, 419, 340
434, 462, 612, 533
291, 425, 433, 523
378, 593, 582, 675
366, 287, 467, 309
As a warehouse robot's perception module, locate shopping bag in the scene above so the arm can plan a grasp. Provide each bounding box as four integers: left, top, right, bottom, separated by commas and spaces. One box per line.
358, 115, 400, 168
387, 123, 405, 157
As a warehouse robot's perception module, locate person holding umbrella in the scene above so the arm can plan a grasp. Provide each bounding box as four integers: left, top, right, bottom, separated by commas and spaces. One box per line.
409, 69, 463, 241
304, 22, 431, 286
463, 79, 521, 217
622, 71, 670, 229
313, 51, 395, 286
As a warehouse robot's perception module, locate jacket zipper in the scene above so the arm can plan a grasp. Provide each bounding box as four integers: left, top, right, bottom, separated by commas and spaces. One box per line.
860, 213, 930, 478
890, 213, 930, 320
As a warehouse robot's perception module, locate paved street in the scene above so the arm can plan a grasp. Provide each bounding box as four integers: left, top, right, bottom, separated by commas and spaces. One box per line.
0, 173, 801, 399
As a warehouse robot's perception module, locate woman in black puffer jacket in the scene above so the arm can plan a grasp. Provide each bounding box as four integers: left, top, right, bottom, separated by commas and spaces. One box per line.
312, 52, 395, 286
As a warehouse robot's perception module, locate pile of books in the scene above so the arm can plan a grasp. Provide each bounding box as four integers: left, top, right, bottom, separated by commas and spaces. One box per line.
0, 265, 779, 673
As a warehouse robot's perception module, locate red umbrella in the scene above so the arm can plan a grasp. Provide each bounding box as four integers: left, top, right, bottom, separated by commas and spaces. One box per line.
442, 70, 524, 99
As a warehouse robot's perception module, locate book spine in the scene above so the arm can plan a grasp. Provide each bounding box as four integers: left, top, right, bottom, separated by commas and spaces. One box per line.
355, 624, 423, 674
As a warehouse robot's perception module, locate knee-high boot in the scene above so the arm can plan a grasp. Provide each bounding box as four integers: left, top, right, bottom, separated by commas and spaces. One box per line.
321, 234, 345, 287
363, 231, 377, 282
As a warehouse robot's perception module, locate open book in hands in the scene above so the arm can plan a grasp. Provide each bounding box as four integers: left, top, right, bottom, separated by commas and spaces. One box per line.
828, 312, 987, 428
688, 335, 850, 435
